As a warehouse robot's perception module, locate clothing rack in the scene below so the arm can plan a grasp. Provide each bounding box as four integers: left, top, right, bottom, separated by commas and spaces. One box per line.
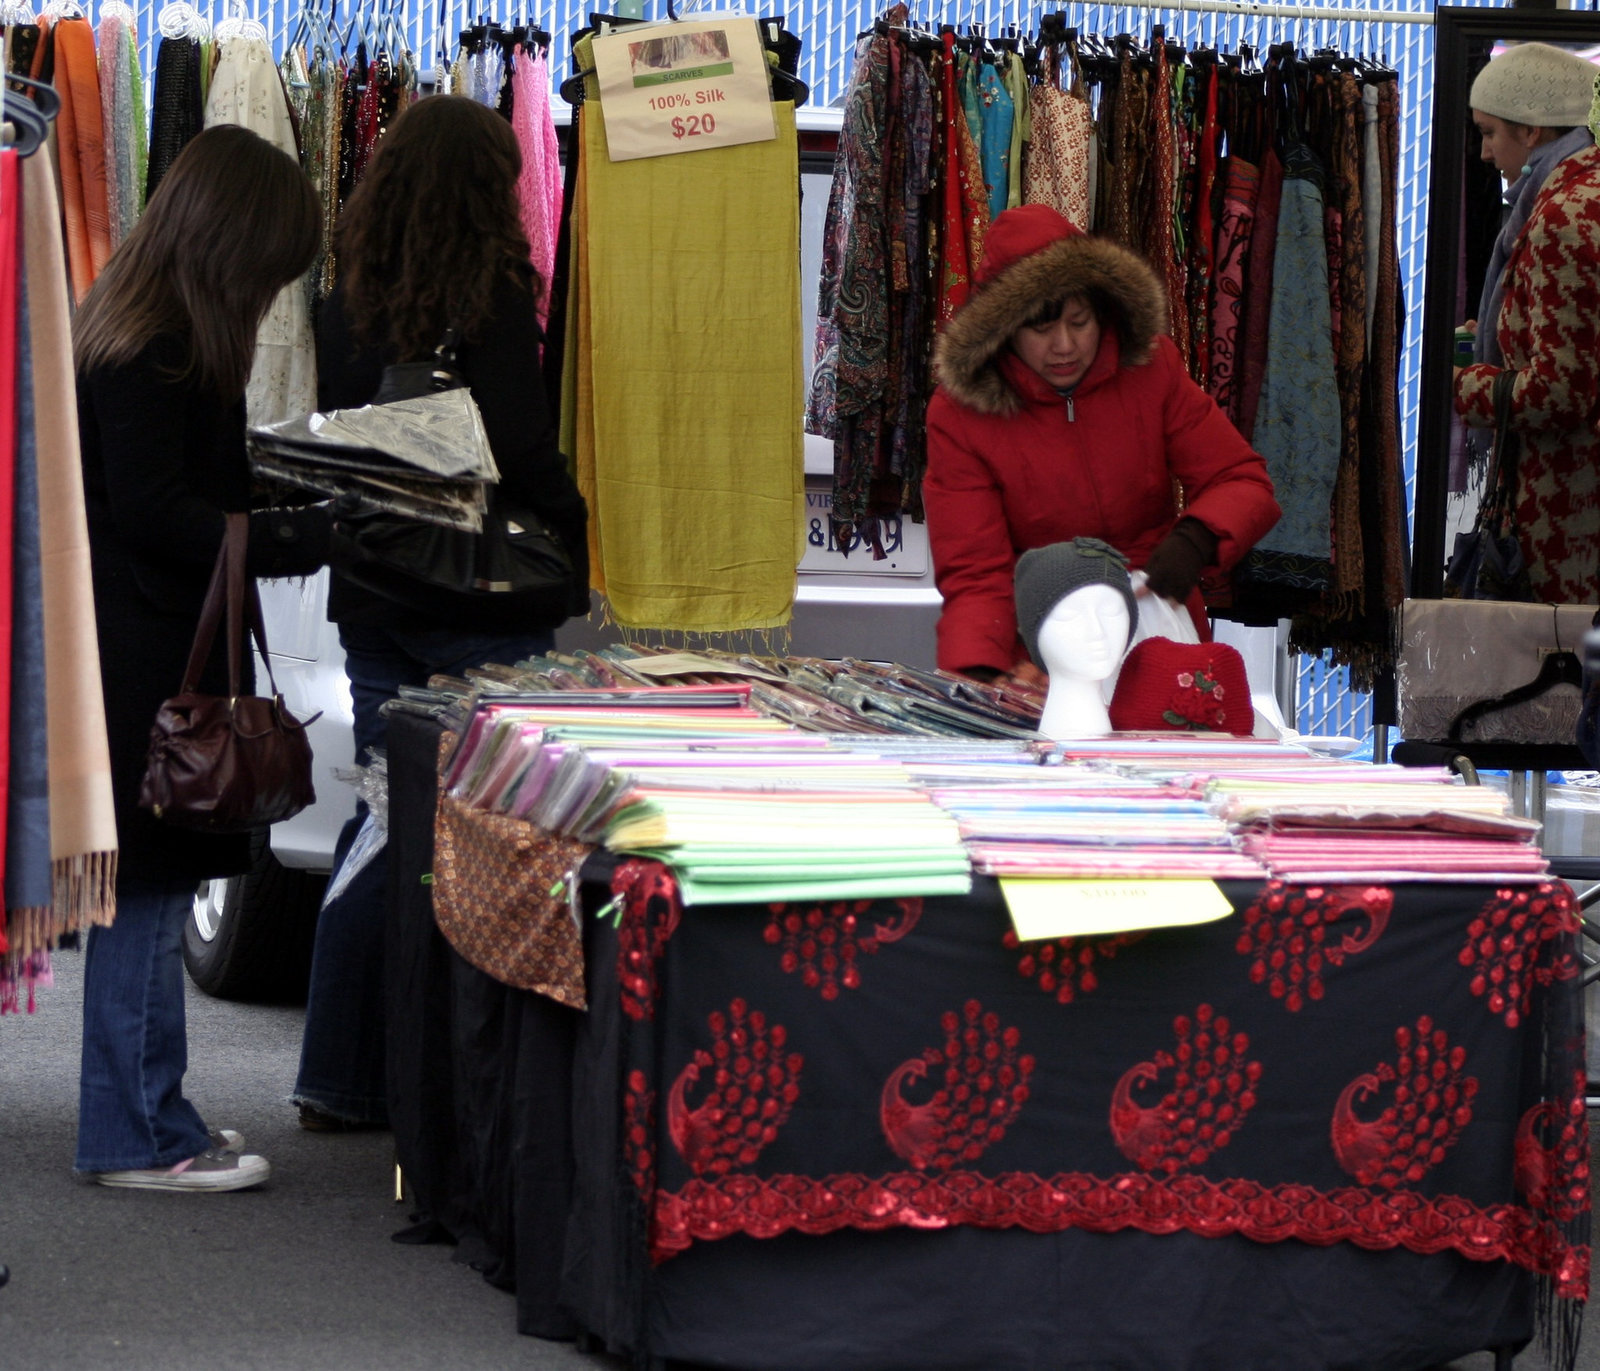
1070, 0, 1433, 24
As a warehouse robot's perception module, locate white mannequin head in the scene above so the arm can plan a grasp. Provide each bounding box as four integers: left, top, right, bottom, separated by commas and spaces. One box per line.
1032, 583, 1132, 739
1035, 583, 1132, 682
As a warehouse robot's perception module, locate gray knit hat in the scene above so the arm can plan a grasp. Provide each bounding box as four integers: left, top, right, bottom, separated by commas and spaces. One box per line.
1014, 538, 1138, 667
1470, 42, 1598, 128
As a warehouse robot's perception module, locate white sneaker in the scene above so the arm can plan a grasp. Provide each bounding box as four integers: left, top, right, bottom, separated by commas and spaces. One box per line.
96, 1148, 270, 1192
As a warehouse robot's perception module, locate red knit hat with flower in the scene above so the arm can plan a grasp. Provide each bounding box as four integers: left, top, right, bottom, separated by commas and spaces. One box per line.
1109, 638, 1255, 736
973, 204, 1086, 287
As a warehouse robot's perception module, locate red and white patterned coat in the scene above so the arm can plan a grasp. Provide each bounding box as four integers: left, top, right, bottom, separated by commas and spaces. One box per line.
1455, 142, 1600, 604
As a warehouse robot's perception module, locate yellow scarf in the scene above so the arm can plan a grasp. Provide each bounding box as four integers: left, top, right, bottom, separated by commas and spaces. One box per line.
576, 71, 803, 633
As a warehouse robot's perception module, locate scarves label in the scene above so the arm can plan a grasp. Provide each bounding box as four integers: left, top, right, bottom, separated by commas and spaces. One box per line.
592, 17, 776, 163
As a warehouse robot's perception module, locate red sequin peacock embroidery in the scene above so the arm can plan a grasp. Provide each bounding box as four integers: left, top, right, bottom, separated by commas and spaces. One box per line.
1236, 882, 1392, 1012
667, 999, 803, 1178
1331, 1016, 1477, 1188
1002, 928, 1146, 1003
613, 859, 681, 1021
764, 897, 921, 999
880, 999, 1034, 1171
1109, 1004, 1261, 1173
1514, 1070, 1591, 1225
623, 1069, 656, 1198
1458, 881, 1580, 1028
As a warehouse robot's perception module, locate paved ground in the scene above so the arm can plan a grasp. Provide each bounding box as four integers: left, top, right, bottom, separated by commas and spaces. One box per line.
0, 949, 1592, 1370
0, 950, 622, 1371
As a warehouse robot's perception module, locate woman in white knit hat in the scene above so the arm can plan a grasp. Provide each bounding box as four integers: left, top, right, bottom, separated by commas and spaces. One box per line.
1454, 41, 1600, 604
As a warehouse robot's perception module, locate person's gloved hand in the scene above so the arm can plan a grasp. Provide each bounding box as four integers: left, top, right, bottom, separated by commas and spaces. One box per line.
1142, 518, 1219, 603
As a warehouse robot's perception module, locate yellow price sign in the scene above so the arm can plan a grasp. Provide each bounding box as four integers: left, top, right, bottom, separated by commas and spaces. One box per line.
1000, 878, 1233, 941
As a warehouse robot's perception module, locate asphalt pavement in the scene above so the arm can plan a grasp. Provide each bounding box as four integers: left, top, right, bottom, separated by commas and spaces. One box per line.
0, 947, 1595, 1370
0, 949, 621, 1371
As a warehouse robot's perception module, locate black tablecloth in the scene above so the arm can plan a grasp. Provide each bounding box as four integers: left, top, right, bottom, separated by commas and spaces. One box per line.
384, 712, 1589, 1369
563, 865, 1588, 1371
385, 710, 579, 1339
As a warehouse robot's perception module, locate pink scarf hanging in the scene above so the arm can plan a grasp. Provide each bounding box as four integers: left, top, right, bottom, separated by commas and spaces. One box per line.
512, 44, 563, 332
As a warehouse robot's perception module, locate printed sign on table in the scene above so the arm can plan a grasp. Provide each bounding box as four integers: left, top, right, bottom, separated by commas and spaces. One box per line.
591, 16, 776, 162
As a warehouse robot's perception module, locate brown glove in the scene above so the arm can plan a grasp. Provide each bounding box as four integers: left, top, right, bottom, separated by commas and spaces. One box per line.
1142, 518, 1219, 603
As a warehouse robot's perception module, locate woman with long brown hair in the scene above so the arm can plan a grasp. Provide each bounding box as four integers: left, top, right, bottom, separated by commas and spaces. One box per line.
74, 125, 329, 1191
293, 95, 589, 1131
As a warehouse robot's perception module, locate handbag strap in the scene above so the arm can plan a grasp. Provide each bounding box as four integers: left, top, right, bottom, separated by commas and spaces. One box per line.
1480, 370, 1520, 531
179, 512, 285, 697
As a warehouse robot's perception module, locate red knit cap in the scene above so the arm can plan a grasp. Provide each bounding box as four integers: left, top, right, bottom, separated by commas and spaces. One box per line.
1109, 639, 1255, 736
974, 204, 1085, 288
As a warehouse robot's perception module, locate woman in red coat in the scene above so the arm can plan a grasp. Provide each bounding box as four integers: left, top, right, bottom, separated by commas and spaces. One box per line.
925, 204, 1281, 683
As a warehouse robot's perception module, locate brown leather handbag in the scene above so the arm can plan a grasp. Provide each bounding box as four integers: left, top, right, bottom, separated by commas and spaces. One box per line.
138, 512, 318, 832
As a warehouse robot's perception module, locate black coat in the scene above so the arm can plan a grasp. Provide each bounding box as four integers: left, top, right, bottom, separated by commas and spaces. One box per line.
316, 268, 590, 630
79, 334, 332, 885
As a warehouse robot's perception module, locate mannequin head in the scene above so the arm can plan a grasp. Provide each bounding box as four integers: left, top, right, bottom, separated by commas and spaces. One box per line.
1034, 583, 1131, 682
1015, 539, 1139, 740
1014, 538, 1139, 669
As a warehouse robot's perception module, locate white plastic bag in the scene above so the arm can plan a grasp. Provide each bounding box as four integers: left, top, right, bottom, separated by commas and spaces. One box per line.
1101, 572, 1202, 704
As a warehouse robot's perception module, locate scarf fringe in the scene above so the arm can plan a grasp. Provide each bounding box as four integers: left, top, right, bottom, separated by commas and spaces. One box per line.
595, 614, 795, 663
4, 849, 118, 962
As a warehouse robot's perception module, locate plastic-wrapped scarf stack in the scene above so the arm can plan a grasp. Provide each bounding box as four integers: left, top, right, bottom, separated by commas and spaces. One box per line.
96, 9, 147, 251
205, 37, 316, 425
568, 35, 803, 634
511, 43, 562, 333
51, 17, 111, 304
145, 35, 203, 204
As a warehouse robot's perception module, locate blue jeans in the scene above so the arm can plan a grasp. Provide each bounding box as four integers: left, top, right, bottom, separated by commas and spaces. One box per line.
76, 879, 212, 1172
293, 624, 555, 1123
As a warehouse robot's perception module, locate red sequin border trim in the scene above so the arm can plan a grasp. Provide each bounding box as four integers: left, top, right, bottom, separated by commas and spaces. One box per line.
648, 1168, 1589, 1297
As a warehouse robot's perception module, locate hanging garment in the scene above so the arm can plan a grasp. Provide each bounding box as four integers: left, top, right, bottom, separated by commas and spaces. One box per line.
10, 266, 52, 931
1233, 147, 1284, 444
53, 18, 111, 303
1206, 157, 1259, 424
511, 43, 563, 333
1003, 51, 1027, 211
146, 35, 202, 204
1144, 40, 1186, 371
1187, 64, 1219, 389
975, 56, 1012, 223
1235, 143, 1341, 605
7, 24, 39, 76
204, 36, 316, 425
97, 11, 146, 250
580, 97, 803, 632
22, 148, 118, 941
1325, 70, 1369, 615
1022, 50, 1092, 230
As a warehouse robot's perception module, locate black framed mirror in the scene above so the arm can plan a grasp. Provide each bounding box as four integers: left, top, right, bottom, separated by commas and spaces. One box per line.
1412, 5, 1600, 599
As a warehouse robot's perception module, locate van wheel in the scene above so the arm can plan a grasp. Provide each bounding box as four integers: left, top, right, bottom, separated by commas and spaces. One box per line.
183, 830, 327, 1003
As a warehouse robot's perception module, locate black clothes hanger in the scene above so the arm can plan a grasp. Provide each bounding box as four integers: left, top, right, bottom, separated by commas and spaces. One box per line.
3, 73, 57, 157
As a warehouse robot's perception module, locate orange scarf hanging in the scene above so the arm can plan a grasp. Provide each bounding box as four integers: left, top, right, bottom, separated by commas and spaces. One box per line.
53, 19, 111, 303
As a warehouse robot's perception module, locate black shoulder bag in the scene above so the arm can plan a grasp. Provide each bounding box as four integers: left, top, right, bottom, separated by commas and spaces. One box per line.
337, 331, 576, 624
1442, 369, 1535, 603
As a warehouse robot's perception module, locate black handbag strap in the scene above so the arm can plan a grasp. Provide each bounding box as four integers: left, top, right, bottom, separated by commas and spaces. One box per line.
1479, 370, 1520, 534
180, 512, 283, 698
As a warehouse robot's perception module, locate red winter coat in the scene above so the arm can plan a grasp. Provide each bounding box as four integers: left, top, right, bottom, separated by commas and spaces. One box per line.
925, 214, 1281, 676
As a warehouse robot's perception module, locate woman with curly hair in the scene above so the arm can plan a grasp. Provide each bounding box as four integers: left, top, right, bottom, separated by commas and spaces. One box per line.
294, 95, 589, 1130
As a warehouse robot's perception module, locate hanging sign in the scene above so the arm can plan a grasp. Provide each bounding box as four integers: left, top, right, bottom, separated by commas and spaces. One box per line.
591, 15, 776, 162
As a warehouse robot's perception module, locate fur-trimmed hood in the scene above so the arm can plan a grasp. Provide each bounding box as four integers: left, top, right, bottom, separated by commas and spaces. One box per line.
934, 211, 1169, 417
